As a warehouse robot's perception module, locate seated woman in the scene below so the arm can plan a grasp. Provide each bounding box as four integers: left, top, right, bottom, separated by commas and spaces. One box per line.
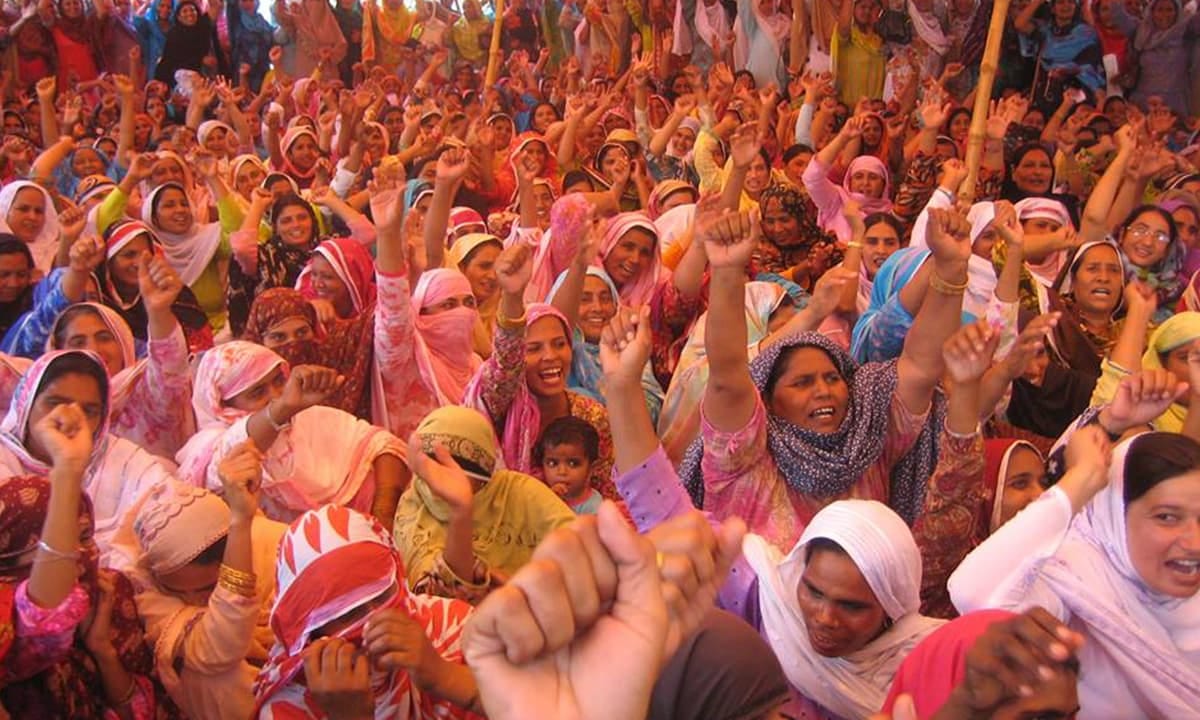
227, 190, 328, 337
0, 378, 169, 715
0, 179, 61, 272
175, 341, 408, 528
108, 453, 285, 720
296, 236, 377, 323
834, 205, 903, 322
802, 117, 894, 245
465, 243, 617, 501
949, 426, 1200, 717
98, 220, 213, 354
597, 211, 663, 307
393, 406, 574, 604
1, 231, 90, 353
1014, 196, 1075, 288
254, 504, 484, 719
447, 233, 505, 358
0, 350, 176, 559
677, 206, 965, 550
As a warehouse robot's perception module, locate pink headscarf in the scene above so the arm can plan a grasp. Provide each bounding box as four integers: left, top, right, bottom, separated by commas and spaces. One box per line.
841, 155, 894, 216
296, 237, 378, 316
465, 303, 570, 473
598, 211, 664, 306
411, 269, 482, 406
189, 341, 286, 431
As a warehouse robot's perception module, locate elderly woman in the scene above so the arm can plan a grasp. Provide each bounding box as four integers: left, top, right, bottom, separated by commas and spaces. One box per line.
950, 424, 1200, 718
393, 406, 574, 604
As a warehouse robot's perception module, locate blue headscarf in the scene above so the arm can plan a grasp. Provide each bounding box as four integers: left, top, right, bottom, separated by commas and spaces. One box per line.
850, 247, 930, 363
134, 0, 175, 78
54, 146, 121, 200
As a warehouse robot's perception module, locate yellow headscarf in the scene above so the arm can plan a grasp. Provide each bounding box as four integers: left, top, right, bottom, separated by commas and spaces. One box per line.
448, 233, 504, 359
1139, 311, 1200, 431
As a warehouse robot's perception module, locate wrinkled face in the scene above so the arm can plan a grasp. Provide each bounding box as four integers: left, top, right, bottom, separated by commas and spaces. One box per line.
998, 446, 1047, 527
861, 221, 901, 278
6, 187, 46, 244
762, 196, 799, 245
460, 242, 501, 303
72, 148, 104, 178
235, 163, 266, 199
308, 256, 353, 318
849, 169, 885, 198
0, 252, 32, 304
541, 442, 592, 500
1126, 472, 1200, 598
1012, 150, 1053, 194
153, 187, 193, 235
26, 373, 104, 463
746, 154, 771, 195
533, 105, 558, 132
784, 152, 813, 187
60, 312, 126, 375
275, 205, 315, 247
796, 548, 887, 657
1119, 211, 1172, 268
151, 158, 186, 188
260, 316, 315, 349
178, 3, 199, 25
1151, 0, 1177, 29
224, 366, 286, 413
203, 126, 228, 154
767, 347, 850, 433
524, 316, 572, 399
1172, 208, 1199, 250
670, 126, 697, 156
1069, 244, 1122, 316
603, 228, 655, 289
579, 275, 617, 343
288, 135, 319, 172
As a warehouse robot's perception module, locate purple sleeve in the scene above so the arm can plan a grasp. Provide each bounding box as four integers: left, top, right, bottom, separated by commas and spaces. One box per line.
2, 581, 90, 683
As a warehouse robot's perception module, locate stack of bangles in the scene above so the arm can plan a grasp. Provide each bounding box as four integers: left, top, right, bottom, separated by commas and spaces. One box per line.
497, 309, 528, 331
218, 564, 258, 598
930, 271, 969, 295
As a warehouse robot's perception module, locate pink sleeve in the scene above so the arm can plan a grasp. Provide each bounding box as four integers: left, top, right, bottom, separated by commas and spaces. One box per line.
229, 228, 260, 274
374, 271, 437, 439
346, 216, 376, 247
698, 396, 770, 487
2, 581, 90, 683
466, 321, 526, 426
801, 157, 844, 224
115, 328, 195, 458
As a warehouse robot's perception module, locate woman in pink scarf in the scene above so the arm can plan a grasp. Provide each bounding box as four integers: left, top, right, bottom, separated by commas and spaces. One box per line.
174, 341, 408, 528
296, 236, 378, 321
254, 504, 483, 719
597, 211, 664, 307
411, 269, 483, 407
802, 116, 895, 243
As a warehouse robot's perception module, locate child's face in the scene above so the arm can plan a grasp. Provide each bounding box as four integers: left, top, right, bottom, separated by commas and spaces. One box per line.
540, 442, 592, 502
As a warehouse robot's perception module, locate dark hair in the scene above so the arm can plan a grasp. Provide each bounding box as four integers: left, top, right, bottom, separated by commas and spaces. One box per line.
804, 536, 849, 563
270, 193, 320, 242
1123, 432, 1200, 505
192, 535, 229, 566
534, 416, 600, 465
782, 144, 815, 163
562, 169, 593, 192
38, 352, 109, 410
1120, 204, 1178, 247
863, 212, 904, 238
1010, 142, 1053, 170
150, 182, 188, 221
0, 234, 35, 269
942, 107, 971, 134
531, 101, 562, 126
51, 305, 105, 350
733, 70, 757, 89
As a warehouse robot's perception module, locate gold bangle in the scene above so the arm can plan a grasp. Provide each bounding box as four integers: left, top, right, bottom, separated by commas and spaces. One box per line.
846, 241, 863, 249
929, 271, 969, 295
218, 564, 258, 597
497, 309, 528, 331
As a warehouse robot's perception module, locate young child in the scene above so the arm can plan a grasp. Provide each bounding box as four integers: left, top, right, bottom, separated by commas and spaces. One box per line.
535, 416, 602, 515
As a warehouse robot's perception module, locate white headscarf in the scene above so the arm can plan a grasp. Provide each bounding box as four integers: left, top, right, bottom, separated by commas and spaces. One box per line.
1039, 434, 1200, 716
0, 180, 61, 272
907, 0, 951, 56
142, 183, 224, 287
742, 500, 945, 719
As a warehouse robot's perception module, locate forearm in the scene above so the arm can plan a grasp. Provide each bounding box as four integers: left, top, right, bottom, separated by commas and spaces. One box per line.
30, 140, 72, 184
221, 517, 253, 574
370, 453, 407, 532
898, 258, 967, 409
517, 178, 538, 229
995, 245, 1022, 304
27, 467, 84, 608
245, 400, 289, 452
423, 183, 455, 270
39, 100, 59, 147
649, 112, 684, 158
443, 511, 477, 582
1105, 174, 1148, 233
1183, 398, 1200, 444
90, 648, 137, 712
117, 94, 135, 162
719, 167, 747, 211
606, 377, 660, 473
948, 378, 981, 435
550, 261, 587, 327
424, 660, 482, 714
1108, 305, 1152, 370
671, 233, 706, 299
1080, 148, 1131, 243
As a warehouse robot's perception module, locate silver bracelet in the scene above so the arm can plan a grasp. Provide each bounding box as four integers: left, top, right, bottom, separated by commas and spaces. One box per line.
265, 401, 290, 432
37, 539, 81, 561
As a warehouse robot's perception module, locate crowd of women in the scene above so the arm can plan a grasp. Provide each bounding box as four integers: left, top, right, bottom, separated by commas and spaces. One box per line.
0, 0, 1198, 717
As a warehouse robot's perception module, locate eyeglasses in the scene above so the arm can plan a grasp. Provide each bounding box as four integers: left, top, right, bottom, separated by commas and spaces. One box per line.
1125, 223, 1171, 245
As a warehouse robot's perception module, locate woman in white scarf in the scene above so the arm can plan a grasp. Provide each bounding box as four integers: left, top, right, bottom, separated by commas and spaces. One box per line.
672, 0, 733, 70
733, 0, 791, 89
742, 499, 945, 719
0, 180, 61, 272
949, 424, 1200, 719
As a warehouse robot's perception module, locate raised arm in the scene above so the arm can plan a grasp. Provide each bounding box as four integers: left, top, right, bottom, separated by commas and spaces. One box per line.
896, 207, 971, 415
422, 148, 470, 273
700, 210, 760, 433
549, 217, 604, 328
1014, 0, 1043, 34
114, 75, 137, 166
29, 136, 74, 192
1079, 123, 1135, 245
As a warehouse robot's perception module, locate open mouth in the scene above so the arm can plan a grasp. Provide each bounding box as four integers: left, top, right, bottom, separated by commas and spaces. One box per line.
1166, 558, 1200, 578
810, 406, 836, 420
538, 367, 564, 383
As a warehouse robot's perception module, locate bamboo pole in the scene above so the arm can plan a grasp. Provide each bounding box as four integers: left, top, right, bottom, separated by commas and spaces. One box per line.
485, 0, 506, 87
959, 0, 1013, 205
